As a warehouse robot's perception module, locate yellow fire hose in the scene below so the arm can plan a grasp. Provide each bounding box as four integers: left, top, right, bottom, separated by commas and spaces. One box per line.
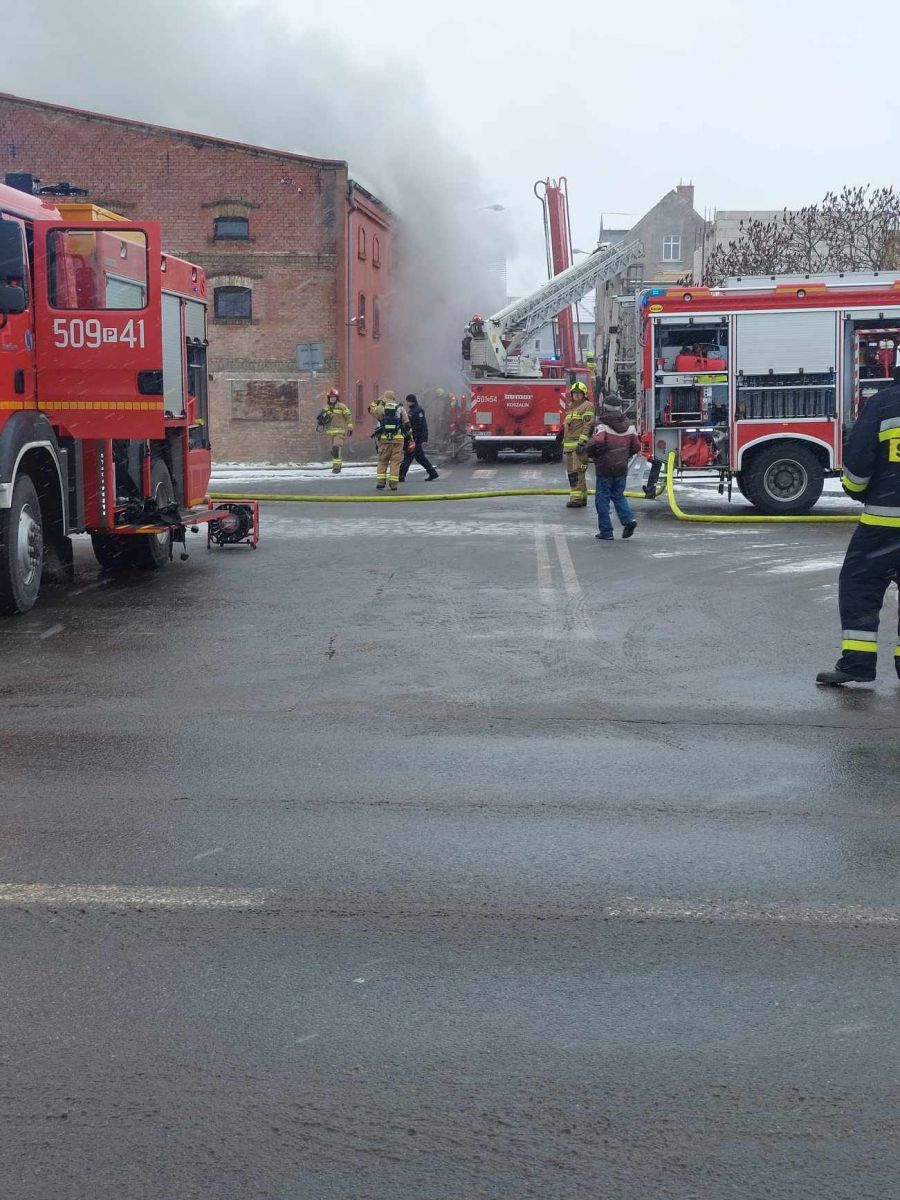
662, 452, 858, 524
209, 485, 656, 504
208, 452, 859, 522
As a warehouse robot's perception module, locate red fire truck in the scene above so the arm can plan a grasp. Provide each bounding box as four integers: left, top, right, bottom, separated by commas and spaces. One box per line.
638, 274, 900, 513
463, 179, 643, 462
0, 176, 255, 615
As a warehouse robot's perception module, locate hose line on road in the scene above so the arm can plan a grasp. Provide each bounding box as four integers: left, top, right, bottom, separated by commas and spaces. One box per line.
209, 485, 658, 504
662, 452, 859, 524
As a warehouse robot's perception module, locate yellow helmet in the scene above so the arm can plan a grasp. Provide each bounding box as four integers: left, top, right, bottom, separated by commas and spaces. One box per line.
570, 381, 589, 396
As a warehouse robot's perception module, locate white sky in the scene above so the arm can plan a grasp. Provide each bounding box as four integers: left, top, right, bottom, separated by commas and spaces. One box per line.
261, 0, 898, 291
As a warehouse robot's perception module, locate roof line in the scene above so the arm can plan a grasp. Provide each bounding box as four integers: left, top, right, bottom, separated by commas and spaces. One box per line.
0, 91, 347, 171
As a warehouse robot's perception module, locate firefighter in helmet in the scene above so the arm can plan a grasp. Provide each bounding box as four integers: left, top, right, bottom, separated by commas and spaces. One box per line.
817, 372, 900, 686
316, 388, 354, 474
368, 390, 412, 490
562, 380, 596, 508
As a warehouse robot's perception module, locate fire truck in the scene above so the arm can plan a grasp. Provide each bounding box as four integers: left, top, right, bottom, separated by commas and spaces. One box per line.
0, 174, 255, 615
462, 178, 642, 462
638, 273, 900, 513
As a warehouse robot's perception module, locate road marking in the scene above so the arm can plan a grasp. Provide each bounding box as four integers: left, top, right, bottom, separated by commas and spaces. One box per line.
193, 846, 225, 860
0, 884, 272, 909
552, 529, 594, 641
0, 886, 896, 927
37, 623, 64, 640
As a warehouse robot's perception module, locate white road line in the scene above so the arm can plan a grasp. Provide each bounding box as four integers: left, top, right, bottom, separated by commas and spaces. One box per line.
552, 529, 594, 641
0, 885, 896, 928
533, 520, 562, 641
533, 521, 553, 589
193, 846, 225, 860
38, 623, 64, 640
0, 884, 273, 909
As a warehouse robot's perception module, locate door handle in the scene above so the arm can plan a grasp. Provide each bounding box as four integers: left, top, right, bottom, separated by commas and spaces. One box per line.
14, 369, 25, 395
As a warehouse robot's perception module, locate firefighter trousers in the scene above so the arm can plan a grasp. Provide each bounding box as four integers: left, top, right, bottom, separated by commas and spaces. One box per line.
564, 449, 588, 505
330, 432, 347, 473
376, 440, 404, 489
836, 525, 900, 679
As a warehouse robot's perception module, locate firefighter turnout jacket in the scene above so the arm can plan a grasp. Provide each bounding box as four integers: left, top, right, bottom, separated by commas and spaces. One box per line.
369, 394, 411, 442
563, 399, 595, 451
318, 401, 353, 435
841, 383, 900, 526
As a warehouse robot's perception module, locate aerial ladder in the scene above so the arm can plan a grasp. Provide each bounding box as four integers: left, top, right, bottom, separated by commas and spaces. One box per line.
462, 236, 643, 380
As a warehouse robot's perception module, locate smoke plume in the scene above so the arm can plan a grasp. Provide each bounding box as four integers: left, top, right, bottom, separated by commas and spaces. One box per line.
2, 0, 513, 391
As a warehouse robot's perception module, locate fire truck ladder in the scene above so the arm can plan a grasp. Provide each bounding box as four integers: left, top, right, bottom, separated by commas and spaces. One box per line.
467, 239, 644, 377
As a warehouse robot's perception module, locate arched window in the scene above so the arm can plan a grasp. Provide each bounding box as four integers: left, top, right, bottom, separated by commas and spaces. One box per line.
214, 215, 250, 240
214, 285, 252, 320
373, 294, 381, 340
357, 291, 366, 334
358, 227, 366, 260
373, 236, 381, 268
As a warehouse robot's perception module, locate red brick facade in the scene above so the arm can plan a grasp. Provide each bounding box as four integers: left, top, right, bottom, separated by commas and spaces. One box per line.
0, 92, 394, 462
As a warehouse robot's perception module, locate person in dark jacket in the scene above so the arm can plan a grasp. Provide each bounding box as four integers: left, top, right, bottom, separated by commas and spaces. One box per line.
583, 395, 641, 541
816, 378, 900, 686
398, 394, 439, 482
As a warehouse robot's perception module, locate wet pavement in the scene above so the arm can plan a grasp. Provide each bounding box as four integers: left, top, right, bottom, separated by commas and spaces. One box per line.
1, 456, 898, 1199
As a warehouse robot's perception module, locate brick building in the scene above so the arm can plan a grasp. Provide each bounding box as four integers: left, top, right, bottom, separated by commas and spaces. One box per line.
0, 92, 393, 462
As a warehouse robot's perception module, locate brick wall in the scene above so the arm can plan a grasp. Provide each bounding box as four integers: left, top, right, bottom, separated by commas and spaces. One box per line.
0, 92, 394, 462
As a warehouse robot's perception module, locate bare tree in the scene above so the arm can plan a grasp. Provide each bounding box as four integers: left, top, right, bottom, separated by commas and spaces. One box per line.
701, 186, 900, 285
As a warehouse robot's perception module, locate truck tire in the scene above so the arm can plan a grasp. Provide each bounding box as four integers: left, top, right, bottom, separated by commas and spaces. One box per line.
476, 445, 498, 463
91, 460, 176, 571
131, 460, 175, 569
91, 532, 136, 571
738, 443, 825, 515
0, 472, 44, 616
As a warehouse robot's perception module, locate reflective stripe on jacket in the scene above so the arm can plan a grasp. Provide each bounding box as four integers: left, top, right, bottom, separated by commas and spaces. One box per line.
841, 384, 900, 527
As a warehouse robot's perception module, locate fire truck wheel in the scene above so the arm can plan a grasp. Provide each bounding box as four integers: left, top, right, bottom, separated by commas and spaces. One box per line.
476, 446, 499, 463
739, 443, 825, 515
90, 533, 136, 571
0, 472, 44, 616
132, 460, 175, 569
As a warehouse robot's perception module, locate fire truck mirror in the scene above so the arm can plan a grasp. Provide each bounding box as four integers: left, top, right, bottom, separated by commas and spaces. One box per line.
0, 283, 25, 316
0, 219, 26, 286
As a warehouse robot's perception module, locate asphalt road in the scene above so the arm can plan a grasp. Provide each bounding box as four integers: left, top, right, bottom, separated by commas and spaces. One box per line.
1, 456, 898, 1199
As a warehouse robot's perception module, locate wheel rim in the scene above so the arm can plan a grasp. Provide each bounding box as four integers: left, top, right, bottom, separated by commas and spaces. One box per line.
16, 502, 42, 588
763, 458, 808, 502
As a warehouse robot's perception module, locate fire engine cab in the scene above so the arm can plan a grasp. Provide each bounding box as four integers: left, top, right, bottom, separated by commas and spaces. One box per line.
0, 174, 253, 615
639, 273, 900, 513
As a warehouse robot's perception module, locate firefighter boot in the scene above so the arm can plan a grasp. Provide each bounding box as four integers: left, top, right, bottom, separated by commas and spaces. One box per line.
565, 471, 582, 509
331, 441, 342, 474
816, 667, 876, 686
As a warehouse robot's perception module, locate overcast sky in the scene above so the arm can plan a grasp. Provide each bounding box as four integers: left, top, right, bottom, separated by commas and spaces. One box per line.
6, 0, 899, 299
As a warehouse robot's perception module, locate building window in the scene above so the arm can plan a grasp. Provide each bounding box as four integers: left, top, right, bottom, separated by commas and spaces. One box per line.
662, 235, 682, 263
373, 236, 381, 268
534, 340, 541, 351
356, 381, 364, 420
214, 285, 252, 320
579, 332, 590, 350
373, 295, 381, 340
358, 227, 366, 260
357, 291, 366, 334
626, 264, 643, 285
214, 215, 250, 240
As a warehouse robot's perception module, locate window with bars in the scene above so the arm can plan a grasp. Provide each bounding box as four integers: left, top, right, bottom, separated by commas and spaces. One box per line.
214, 215, 250, 240
358, 227, 366, 260
214, 285, 252, 320
357, 291, 366, 333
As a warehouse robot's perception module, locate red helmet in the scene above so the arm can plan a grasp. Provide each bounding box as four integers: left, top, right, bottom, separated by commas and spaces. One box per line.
327, 388, 339, 400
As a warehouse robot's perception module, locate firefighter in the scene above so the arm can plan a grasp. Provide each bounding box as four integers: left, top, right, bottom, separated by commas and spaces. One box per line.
817, 374, 900, 686
368, 390, 412, 490
562, 380, 595, 508
316, 388, 354, 474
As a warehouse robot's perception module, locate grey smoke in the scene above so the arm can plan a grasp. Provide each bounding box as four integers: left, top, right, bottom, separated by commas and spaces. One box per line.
3, 0, 513, 390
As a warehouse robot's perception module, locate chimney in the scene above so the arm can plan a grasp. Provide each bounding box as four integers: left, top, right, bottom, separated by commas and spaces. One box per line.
676, 183, 695, 209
